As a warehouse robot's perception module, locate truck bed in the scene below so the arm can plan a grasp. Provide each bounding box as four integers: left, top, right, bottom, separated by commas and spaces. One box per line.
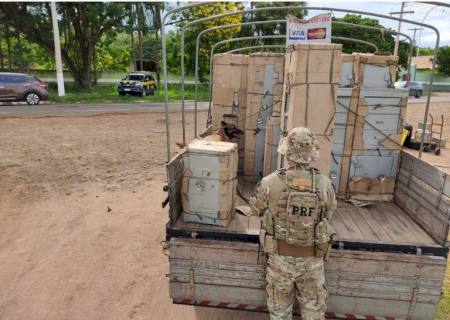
168, 198, 441, 252
166, 151, 450, 319
334, 201, 437, 245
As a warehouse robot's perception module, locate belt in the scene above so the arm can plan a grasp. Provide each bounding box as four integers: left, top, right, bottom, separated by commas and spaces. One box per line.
277, 241, 328, 258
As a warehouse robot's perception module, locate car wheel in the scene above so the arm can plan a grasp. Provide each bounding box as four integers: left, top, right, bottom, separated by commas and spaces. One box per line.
25, 92, 41, 105
148, 89, 155, 96
415, 91, 421, 98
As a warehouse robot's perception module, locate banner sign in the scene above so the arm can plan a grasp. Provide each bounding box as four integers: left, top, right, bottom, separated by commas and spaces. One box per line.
286, 14, 332, 45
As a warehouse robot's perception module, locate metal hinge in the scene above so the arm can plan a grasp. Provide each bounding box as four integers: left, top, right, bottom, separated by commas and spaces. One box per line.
188, 269, 195, 298
407, 287, 419, 319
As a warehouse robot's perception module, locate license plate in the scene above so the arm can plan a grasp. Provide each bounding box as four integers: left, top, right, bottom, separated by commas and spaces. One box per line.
124, 88, 131, 92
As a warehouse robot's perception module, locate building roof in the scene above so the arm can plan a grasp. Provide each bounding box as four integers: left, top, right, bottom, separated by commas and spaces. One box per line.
411, 55, 434, 70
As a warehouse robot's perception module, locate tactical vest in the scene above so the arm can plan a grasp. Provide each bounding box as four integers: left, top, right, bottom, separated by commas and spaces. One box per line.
260, 168, 332, 256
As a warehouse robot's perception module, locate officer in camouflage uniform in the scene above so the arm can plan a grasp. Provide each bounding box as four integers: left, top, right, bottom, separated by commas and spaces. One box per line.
250, 127, 337, 320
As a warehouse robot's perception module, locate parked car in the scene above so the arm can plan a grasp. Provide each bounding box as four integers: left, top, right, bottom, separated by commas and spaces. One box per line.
394, 81, 423, 98
118, 72, 156, 97
0, 72, 48, 105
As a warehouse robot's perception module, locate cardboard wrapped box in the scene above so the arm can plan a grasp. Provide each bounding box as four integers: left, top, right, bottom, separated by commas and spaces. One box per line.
181, 140, 238, 227
243, 53, 284, 179
211, 53, 249, 172
340, 53, 398, 89
280, 44, 342, 175
263, 116, 281, 176
333, 87, 409, 200
354, 53, 398, 88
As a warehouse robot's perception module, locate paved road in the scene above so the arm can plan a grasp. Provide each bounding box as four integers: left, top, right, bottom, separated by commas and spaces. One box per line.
41, 78, 197, 84
0, 101, 210, 118
1, 94, 448, 118
408, 95, 450, 104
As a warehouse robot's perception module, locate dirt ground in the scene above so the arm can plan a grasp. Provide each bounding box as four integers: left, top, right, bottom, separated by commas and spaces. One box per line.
0, 110, 268, 320
0, 99, 449, 320
404, 101, 450, 173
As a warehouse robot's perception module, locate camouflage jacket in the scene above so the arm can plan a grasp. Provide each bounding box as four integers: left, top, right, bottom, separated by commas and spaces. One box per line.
250, 166, 337, 237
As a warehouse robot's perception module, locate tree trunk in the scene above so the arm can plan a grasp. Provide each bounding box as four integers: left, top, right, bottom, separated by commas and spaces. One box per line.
17, 32, 24, 72
6, 28, 12, 71
93, 44, 97, 86
83, 43, 93, 90
129, 3, 135, 72
60, 48, 83, 88
155, 6, 161, 82
138, 29, 143, 71
0, 28, 4, 71
137, 3, 144, 71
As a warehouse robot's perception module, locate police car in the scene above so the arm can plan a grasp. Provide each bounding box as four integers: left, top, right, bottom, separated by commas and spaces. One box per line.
118, 72, 156, 96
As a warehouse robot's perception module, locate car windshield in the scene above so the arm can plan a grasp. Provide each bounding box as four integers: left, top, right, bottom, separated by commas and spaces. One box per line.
124, 75, 144, 81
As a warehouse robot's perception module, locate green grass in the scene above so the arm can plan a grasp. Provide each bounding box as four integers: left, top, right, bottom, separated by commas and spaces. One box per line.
436, 259, 450, 320
47, 82, 210, 104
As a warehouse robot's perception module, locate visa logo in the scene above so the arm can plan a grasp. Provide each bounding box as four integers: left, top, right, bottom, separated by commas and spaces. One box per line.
289, 29, 305, 40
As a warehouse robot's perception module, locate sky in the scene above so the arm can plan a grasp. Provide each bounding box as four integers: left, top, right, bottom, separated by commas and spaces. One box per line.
171, 1, 450, 48
307, 1, 450, 48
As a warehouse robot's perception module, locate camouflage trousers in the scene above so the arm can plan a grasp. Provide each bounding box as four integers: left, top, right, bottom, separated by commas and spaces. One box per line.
266, 253, 327, 320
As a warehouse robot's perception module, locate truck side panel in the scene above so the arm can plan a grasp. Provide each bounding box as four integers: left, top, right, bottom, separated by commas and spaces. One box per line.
395, 151, 450, 246
166, 150, 185, 225
169, 238, 447, 320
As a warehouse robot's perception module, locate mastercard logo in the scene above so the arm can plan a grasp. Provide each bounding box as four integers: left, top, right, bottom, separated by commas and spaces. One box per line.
307, 28, 326, 40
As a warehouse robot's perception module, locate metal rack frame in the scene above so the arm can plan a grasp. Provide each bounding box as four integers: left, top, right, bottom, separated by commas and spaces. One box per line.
226, 45, 285, 54
195, 20, 414, 128
161, 3, 440, 162
206, 34, 379, 125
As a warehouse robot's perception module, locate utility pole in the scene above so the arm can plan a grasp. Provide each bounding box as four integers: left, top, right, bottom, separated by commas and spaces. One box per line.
416, 5, 438, 57
130, 3, 136, 72
409, 27, 425, 50
394, 2, 405, 57
50, 1, 65, 96
408, 27, 424, 81
390, 2, 414, 57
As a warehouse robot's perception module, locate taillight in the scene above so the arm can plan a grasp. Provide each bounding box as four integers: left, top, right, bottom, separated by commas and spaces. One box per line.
38, 81, 47, 89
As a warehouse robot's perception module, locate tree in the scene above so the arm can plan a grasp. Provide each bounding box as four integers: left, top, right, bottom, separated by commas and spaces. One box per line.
437, 46, 450, 76
146, 2, 164, 40
0, 2, 127, 89
251, 2, 307, 37
166, 31, 181, 76
416, 47, 434, 56
96, 33, 130, 74
332, 14, 410, 68
175, 2, 244, 81
146, 2, 164, 81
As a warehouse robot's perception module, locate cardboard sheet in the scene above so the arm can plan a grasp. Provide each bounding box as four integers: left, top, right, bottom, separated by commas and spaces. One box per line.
348, 176, 395, 202
243, 53, 285, 178
281, 44, 342, 174
211, 53, 249, 173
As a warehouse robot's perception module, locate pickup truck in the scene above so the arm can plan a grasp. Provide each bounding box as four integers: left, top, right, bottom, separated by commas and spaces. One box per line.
165, 149, 449, 319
